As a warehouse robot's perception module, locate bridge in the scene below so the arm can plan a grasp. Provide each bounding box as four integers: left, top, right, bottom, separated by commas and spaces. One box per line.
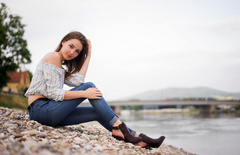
107, 100, 240, 114
81, 99, 240, 114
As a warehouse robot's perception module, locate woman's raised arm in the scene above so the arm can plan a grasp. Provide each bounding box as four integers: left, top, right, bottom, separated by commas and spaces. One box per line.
79, 39, 92, 76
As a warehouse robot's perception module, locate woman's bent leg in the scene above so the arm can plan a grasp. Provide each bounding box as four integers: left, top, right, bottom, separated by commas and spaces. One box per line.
57, 106, 136, 134
73, 82, 119, 127
57, 106, 113, 131
33, 82, 117, 128
30, 82, 136, 136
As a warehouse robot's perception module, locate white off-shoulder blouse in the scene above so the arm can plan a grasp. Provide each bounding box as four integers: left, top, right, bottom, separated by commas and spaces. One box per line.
25, 61, 85, 101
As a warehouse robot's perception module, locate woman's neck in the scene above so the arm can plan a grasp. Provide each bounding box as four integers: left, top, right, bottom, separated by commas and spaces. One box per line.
57, 51, 65, 62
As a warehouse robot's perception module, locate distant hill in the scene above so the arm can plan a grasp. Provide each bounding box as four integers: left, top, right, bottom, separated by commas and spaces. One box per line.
124, 87, 240, 101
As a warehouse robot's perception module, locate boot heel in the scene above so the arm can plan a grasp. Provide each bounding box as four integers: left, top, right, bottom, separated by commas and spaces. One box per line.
112, 135, 124, 141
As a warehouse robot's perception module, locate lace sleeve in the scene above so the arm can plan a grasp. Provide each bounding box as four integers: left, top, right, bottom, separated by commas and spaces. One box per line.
64, 73, 85, 87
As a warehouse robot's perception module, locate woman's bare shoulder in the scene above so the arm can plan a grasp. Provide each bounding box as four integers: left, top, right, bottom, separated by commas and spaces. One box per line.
41, 52, 62, 69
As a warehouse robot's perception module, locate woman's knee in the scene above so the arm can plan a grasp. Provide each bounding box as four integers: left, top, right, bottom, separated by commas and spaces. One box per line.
84, 82, 96, 88
71, 82, 96, 91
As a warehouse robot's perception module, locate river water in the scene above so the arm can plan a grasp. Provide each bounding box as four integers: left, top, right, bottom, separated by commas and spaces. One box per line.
119, 111, 240, 155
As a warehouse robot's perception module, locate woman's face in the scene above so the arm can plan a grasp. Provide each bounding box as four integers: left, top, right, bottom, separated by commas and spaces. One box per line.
61, 39, 83, 61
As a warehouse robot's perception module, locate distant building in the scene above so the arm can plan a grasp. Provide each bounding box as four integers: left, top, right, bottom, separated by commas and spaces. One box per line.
2, 72, 30, 94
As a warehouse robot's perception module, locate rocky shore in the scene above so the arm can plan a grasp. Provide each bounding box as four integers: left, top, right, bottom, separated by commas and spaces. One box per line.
0, 107, 195, 155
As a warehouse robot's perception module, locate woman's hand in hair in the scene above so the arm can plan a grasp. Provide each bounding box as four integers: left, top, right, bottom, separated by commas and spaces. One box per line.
87, 39, 92, 58
79, 39, 91, 76
84, 88, 102, 99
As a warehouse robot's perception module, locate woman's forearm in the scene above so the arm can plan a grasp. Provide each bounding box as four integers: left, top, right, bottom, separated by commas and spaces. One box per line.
79, 39, 92, 76
64, 90, 86, 100
64, 87, 102, 100
79, 56, 90, 76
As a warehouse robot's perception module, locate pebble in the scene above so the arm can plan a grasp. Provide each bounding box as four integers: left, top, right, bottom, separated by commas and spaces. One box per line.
0, 107, 196, 155
3, 122, 18, 129
73, 137, 83, 144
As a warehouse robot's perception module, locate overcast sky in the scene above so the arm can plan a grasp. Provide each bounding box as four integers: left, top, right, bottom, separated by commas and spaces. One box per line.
2, 0, 240, 100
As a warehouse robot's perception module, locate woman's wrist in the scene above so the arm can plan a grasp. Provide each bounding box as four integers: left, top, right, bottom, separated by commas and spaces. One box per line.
82, 90, 87, 98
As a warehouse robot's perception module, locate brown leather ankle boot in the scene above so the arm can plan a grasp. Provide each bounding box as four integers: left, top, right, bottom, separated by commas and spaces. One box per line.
139, 133, 165, 148
112, 122, 142, 144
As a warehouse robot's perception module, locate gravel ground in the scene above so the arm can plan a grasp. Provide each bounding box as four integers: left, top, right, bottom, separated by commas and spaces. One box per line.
0, 107, 195, 155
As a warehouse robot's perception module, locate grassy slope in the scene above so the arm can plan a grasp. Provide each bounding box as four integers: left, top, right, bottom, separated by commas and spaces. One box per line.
0, 94, 28, 110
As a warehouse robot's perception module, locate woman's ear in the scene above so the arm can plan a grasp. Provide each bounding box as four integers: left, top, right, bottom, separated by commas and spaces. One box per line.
61, 40, 66, 46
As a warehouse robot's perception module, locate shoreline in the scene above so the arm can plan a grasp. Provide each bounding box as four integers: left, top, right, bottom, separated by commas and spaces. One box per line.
0, 107, 195, 154
120, 108, 199, 116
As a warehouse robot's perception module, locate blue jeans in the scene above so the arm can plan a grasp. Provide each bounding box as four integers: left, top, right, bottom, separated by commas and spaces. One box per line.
28, 82, 135, 134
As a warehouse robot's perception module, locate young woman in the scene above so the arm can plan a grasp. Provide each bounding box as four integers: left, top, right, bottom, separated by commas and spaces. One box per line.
25, 31, 165, 148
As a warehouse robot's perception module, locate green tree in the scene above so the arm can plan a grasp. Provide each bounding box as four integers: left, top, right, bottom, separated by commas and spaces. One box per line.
0, 3, 31, 89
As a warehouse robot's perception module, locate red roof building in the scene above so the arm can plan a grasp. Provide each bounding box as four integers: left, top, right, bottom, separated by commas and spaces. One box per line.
2, 72, 30, 94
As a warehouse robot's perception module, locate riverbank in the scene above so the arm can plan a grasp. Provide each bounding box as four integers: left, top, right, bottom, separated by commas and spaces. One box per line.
120, 108, 200, 117
0, 107, 195, 155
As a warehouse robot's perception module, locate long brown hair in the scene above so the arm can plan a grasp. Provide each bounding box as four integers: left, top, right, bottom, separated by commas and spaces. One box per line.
55, 31, 88, 78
